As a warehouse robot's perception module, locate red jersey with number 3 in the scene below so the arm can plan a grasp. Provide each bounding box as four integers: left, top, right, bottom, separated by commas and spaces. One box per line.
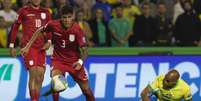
44, 20, 86, 64
9, 6, 51, 48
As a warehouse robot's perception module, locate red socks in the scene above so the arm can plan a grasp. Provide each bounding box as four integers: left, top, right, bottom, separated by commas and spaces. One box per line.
52, 92, 59, 101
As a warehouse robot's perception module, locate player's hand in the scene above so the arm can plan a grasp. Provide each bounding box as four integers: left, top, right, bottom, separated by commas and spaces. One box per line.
10, 48, 16, 57
73, 62, 82, 70
20, 46, 29, 57
41, 42, 51, 50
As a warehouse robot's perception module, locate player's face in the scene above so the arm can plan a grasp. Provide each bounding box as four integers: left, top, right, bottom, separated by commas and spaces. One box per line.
31, 0, 41, 7
61, 14, 75, 28
163, 76, 177, 89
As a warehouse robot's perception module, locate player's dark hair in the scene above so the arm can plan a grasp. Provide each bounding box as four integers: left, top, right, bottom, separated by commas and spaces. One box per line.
61, 5, 74, 15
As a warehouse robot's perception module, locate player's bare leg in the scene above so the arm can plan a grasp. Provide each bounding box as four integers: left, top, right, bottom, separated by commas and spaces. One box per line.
29, 67, 45, 101
35, 66, 45, 93
29, 67, 39, 101
76, 80, 95, 101
51, 69, 63, 101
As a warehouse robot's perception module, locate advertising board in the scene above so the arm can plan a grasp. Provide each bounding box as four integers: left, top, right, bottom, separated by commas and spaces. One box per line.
0, 56, 200, 101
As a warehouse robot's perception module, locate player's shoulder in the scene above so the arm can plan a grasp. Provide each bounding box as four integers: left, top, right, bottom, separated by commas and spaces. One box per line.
20, 6, 29, 10
48, 20, 60, 26
72, 23, 81, 29
177, 79, 191, 96
73, 23, 84, 35
39, 7, 51, 13
178, 79, 190, 89
17, 6, 30, 13
156, 75, 165, 81
71, 23, 83, 32
50, 19, 60, 24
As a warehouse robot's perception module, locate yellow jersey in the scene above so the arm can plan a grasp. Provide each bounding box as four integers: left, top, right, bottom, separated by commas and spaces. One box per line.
148, 75, 192, 101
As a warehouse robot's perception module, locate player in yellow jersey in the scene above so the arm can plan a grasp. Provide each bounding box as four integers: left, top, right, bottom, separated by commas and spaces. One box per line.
141, 69, 192, 101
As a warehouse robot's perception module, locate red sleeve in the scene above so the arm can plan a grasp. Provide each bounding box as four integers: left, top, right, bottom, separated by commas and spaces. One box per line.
15, 8, 24, 24
9, 8, 24, 48
45, 10, 52, 41
77, 26, 87, 47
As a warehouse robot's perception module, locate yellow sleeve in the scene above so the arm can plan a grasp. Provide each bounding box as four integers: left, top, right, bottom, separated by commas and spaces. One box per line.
148, 75, 163, 93
183, 85, 192, 101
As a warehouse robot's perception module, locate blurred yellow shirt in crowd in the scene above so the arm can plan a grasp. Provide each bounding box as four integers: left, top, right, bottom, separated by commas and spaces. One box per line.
0, 28, 7, 47
148, 75, 192, 101
112, 5, 141, 28
11, 0, 16, 4
107, 0, 119, 5
48, 8, 53, 14
123, 5, 141, 21
0, 0, 15, 4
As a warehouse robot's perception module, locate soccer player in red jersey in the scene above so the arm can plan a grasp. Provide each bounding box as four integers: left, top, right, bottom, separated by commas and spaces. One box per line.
9, 0, 51, 101
21, 5, 95, 101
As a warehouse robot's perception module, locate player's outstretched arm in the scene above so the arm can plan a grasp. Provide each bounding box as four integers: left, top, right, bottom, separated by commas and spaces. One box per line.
141, 87, 151, 101
20, 27, 43, 56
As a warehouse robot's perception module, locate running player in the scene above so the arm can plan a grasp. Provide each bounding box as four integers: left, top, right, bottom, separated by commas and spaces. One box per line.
9, 0, 51, 101
20, 5, 95, 101
141, 69, 192, 101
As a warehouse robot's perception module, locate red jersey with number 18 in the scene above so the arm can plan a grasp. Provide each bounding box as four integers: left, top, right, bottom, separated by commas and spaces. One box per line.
44, 20, 86, 64
9, 6, 51, 48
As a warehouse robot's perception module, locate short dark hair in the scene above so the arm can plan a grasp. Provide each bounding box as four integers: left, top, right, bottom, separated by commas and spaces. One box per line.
61, 5, 74, 15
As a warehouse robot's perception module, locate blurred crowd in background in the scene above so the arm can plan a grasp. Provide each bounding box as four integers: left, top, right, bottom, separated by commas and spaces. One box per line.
0, 0, 200, 48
